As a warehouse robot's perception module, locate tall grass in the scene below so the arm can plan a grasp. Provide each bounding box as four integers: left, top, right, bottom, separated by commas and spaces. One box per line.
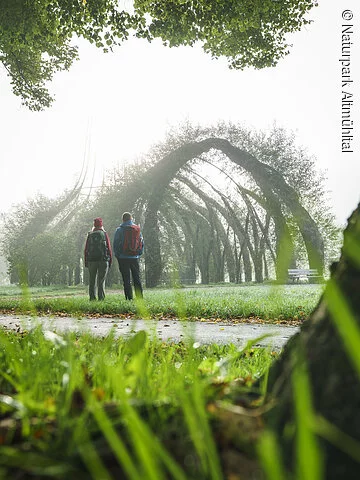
0, 325, 274, 478
2, 278, 358, 478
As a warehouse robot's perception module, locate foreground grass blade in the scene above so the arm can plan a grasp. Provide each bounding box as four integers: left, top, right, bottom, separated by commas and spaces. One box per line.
0, 447, 76, 477
123, 404, 187, 480
325, 279, 360, 378
75, 416, 113, 480
89, 400, 141, 480
292, 351, 323, 480
343, 232, 360, 269
314, 415, 360, 465
257, 430, 286, 480
181, 381, 223, 479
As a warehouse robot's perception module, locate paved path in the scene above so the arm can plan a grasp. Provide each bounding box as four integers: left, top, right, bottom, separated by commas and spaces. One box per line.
0, 314, 299, 350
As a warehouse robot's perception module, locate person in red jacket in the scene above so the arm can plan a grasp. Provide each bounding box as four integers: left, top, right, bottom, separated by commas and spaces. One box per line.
84, 217, 112, 301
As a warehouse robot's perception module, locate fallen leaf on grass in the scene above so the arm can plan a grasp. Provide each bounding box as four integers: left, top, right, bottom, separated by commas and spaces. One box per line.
92, 387, 106, 401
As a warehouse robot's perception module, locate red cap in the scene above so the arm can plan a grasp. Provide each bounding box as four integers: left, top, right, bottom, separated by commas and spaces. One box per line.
94, 217, 103, 228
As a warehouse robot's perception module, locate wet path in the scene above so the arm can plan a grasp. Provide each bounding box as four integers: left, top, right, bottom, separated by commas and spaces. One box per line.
0, 314, 299, 350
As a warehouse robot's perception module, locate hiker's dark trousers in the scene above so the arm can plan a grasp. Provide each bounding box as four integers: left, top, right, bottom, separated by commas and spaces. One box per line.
88, 261, 109, 300
117, 257, 143, 300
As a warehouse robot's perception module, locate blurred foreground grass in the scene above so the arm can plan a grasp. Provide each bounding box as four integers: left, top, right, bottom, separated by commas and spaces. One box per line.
0, 326, 274, 479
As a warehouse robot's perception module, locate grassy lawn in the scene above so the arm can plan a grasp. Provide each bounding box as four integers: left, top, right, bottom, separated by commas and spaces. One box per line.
0, 283, 324, 323
0, 283, 325, 478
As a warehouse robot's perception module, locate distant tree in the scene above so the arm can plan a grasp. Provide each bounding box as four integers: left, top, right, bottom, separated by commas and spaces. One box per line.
214, 122, 341, 270
0, 0, 316, 110
2, 123, 336, 289
25, 231, 78, 285
1, 189, 85, 286
0, 254, 9, 285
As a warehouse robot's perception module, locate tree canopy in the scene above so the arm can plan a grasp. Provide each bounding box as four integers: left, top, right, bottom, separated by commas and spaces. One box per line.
0, 0, 317, 110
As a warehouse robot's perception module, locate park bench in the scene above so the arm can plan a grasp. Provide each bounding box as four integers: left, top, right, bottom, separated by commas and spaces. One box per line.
287, 269, 320, 283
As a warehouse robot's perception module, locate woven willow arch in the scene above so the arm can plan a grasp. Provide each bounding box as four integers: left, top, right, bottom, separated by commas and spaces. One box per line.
139, 138, 324, 287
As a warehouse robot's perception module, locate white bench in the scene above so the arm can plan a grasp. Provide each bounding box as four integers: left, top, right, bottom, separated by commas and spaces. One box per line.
288, 269, 319, 283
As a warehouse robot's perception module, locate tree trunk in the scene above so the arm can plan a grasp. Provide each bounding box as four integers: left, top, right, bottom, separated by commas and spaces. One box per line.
242, 246, 252, 282
201, 241, 212, 285
234, 233, 242, 283
143, 209, 162, 288
263, 252, 269, 280
265, 204, 360, 479
74, 260, 81, 285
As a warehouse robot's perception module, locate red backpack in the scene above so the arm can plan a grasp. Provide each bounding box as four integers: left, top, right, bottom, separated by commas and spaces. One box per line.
122, 224, 142, 255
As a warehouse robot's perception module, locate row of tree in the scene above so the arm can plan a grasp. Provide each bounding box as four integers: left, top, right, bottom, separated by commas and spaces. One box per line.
1, 123, 340, 287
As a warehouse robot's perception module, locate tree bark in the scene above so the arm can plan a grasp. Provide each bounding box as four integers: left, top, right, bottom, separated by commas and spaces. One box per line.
143, 208, 162, 288
265, 204, 360, 479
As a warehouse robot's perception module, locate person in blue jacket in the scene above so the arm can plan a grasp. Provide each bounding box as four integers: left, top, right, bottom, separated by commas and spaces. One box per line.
113, 212, 144, 300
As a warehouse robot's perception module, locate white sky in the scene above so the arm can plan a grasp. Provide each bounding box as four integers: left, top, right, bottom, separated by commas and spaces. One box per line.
0, 0, 359, 226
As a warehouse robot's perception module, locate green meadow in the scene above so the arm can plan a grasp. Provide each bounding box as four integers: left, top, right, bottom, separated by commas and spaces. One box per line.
0, 283, 327, 478
0, 283, 324, 323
